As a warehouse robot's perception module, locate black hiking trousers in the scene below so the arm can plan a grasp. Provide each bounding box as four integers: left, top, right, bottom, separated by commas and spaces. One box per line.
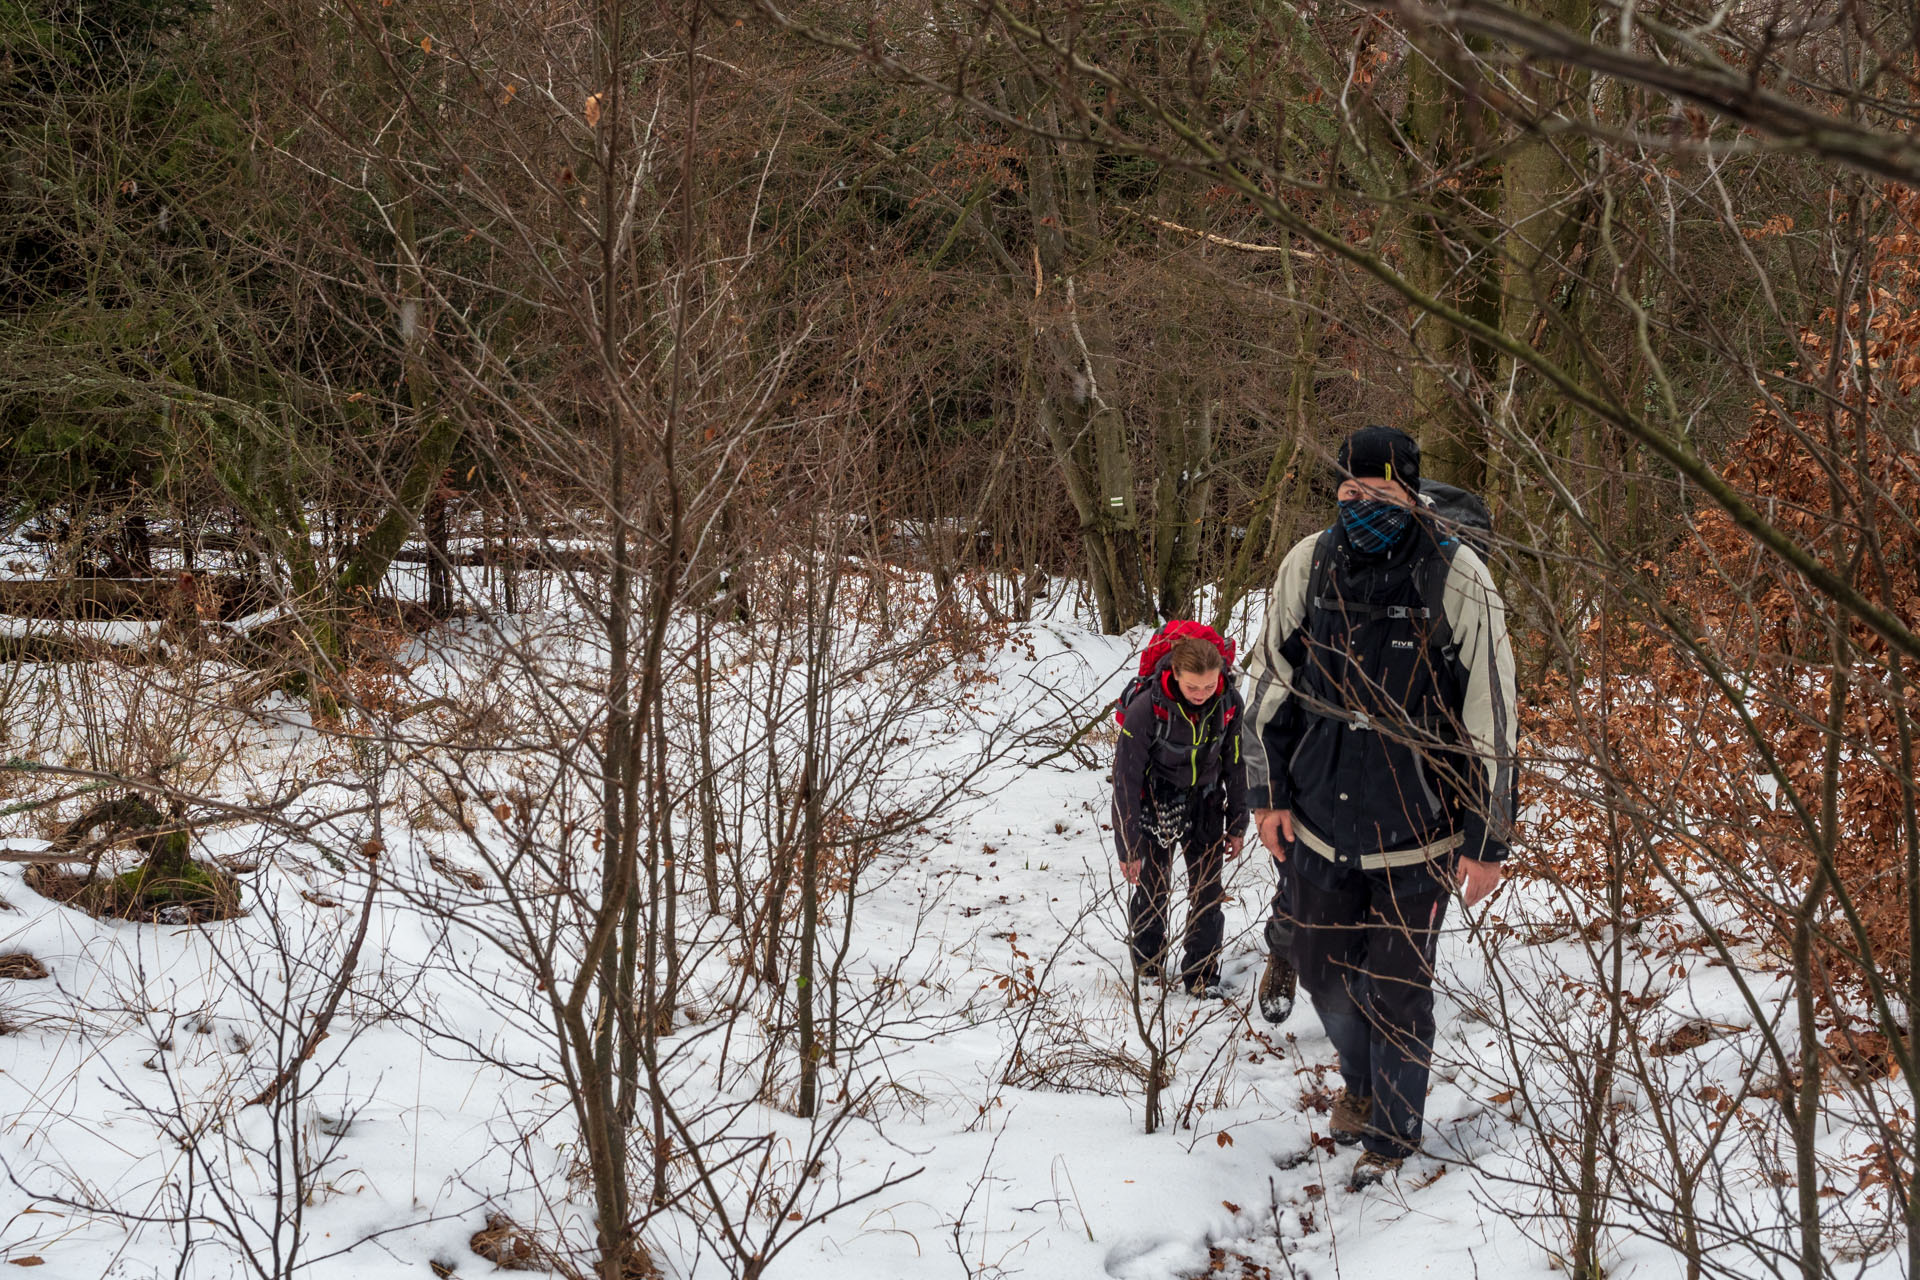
1127, 798, 1227, 989
1264, 840, 1297, 961
1292, 849, 1451, 1160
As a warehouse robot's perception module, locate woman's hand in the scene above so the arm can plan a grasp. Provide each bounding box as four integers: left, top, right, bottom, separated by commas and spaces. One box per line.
1121, 859, 1143, 885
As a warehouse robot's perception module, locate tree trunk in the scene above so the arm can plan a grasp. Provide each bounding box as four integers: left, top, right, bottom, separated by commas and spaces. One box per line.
1401, 37, 1507, 491
334, 415, 462, 599
425, 483, 451, 616
1035, 389, 1149, 632
695, 612, 725, 914
120, 508, 154, 577
796, 537, 837, 1118
1017, 78, 1150, 633
1404, 46, 1475, 487
1494, 0, 1593, 566
1152, 382, 1213, 621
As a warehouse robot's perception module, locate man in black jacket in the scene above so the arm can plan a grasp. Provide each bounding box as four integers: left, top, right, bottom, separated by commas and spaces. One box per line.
1242, 426, 1517, 1190
1112, 634, 1249, 997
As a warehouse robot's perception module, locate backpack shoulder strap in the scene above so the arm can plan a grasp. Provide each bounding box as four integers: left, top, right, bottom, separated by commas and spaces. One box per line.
1305, 527, 1338, 617
1149, 664, 1178, 743
1420, 538, 1462, 666
1281, 527, 1340, 667
1215, 684, 1241, 744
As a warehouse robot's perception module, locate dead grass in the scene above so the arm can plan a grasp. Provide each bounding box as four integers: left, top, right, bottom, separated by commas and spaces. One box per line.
429, 853, 488, 890
468, 1213, 657, 1279
0, 953, 48, 980
469, 1213, 569, 1274
1002, 1039, 1153, 1097
1646, 1018, 1744, 1058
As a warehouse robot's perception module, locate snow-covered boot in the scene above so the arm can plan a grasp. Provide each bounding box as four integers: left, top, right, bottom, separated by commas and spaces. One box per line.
1346, 1150, 1402, 1191
1256, 951, 1296, 1025
1330, 1087, 1373, 1147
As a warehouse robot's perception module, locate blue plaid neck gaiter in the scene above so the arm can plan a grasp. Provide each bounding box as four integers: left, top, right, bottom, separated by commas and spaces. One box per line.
1339, 497, 1414, 555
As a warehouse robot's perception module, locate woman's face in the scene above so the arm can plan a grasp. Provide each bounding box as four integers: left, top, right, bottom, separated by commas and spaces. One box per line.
1174, 667, 1221, 704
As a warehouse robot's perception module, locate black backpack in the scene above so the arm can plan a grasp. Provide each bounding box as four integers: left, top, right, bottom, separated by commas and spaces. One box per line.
1417, 480, 1493, 562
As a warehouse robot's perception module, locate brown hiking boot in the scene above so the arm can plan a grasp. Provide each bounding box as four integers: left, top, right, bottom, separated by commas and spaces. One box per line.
1347, 1149, 1403, 1191
1329, 1087, 1373, 1147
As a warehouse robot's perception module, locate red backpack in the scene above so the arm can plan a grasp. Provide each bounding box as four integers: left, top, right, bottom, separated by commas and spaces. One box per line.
1113, 621, 1238, 727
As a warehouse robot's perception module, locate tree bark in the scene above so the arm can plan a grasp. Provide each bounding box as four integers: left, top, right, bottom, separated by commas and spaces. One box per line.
1152, 381, 1212, 621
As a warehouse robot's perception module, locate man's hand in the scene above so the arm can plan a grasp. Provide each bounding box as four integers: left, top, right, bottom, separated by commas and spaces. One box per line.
1226, 834, 1245, 860
1121, 859, 1143, 886
1254, 808, 1295, 860
1456, 857, 1502, 908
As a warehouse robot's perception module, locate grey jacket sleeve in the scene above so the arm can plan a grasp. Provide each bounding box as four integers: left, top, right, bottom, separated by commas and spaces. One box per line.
1240, 535, 1319, 811
1440, 546, 1520, 862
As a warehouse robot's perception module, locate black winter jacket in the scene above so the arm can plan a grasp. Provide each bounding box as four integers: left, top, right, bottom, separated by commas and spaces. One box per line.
1111, 669, 1249, 862
1241, 519, 1518, 868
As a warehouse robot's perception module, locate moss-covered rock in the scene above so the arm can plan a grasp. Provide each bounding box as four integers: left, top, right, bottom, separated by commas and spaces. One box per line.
44, 795, 239, 921
71, 857, 237, 918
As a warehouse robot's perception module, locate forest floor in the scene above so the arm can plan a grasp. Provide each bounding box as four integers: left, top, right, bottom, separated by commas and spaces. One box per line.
0, 576, 1905, 1279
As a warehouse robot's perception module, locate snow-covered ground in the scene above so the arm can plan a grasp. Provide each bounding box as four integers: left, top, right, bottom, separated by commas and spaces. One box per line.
0, 574, 1905, 1279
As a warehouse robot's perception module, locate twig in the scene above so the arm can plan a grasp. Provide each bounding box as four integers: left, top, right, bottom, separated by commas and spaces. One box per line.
1270, 1177, 1299, 1280
245, 843, 382, 1108
1056, 1155, 1096, 1242
391, 696, 458, 724
1022, 709, 1108, 770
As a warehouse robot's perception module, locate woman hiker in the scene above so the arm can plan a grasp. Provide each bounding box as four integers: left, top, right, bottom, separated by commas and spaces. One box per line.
1111, 628, 1249, 997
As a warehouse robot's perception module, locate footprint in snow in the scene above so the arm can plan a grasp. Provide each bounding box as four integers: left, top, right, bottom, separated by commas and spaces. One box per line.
1103, 1234, 1207, 1278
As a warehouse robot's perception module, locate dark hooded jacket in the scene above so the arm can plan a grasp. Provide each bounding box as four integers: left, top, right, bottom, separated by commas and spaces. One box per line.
1111, 665, 1249, 862
1241, 516, 1518, 868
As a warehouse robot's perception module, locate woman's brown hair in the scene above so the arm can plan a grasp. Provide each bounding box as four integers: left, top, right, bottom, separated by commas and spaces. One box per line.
1168, 635, 1225, 675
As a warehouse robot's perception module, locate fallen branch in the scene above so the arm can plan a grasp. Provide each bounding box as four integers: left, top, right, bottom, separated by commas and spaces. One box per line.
0, 847, 92, 865
1118, 206, 1315, 257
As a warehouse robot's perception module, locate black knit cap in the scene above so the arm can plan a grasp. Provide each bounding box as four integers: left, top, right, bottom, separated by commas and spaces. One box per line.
1336, 424, 1420, 495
